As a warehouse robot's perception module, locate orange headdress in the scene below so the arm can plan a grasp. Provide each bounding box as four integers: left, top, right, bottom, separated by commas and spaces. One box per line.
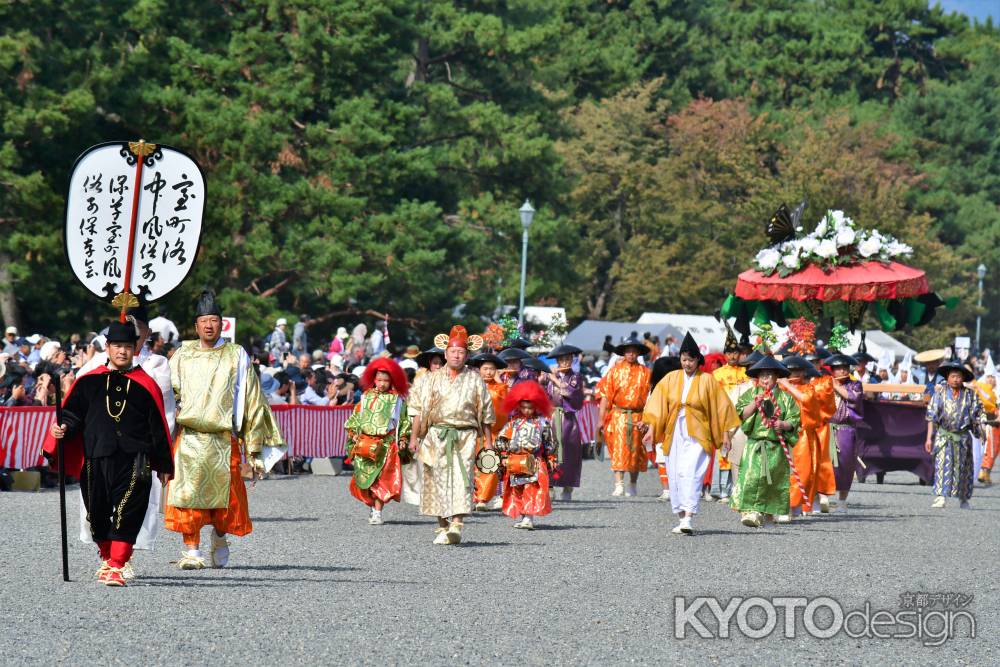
502, 380, 552, 418
434, 325, 484, 352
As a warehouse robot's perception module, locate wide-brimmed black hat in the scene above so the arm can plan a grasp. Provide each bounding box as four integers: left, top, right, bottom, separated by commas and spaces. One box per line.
195, 289, 222, 318
550, 344, 582, 358
499, 347, 531, 362
504, 337, 532, 350
105, 319, 139, 344
738, 349, 765, 367
678, 332, 704, 361
804, 347, 831, 363
826, 353, 858, 368
746, 356, 790, 379
780, 355, 814, 372
937, 357, 974, 382
614, 336, 647, 356
522, 356, 551, 373
416, 347, 445, 368
467, 352, 506, 369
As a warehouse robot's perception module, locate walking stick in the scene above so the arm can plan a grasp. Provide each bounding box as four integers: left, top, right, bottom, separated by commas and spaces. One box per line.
54, 373, 70, 582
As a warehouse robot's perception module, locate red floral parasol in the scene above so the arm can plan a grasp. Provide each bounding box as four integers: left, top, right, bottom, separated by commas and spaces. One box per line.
735, 261, 930, 302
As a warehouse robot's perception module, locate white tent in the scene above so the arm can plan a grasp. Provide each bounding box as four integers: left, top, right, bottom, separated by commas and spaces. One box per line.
636, 312, 789, 354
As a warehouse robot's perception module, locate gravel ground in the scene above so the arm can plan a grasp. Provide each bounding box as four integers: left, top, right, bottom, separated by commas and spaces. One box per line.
2, 461, 995, 665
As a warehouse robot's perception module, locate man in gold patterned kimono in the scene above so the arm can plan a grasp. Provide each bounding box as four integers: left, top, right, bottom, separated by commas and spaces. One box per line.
408, 325, 495, 545
164, 290, 284, 569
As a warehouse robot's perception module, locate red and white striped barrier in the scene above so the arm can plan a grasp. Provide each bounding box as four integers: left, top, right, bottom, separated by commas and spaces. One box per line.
578, 401, 600, 443
0, 404, 354, 469
269, 404, 351, 458
0, 407, 52, 470
0, 401, 604, 469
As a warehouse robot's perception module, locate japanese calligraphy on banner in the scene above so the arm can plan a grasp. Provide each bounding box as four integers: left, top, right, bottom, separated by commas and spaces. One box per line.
64, 141, 205, 303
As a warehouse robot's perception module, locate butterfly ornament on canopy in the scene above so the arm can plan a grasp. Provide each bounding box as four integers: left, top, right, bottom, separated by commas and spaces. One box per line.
766, 199, 807, 245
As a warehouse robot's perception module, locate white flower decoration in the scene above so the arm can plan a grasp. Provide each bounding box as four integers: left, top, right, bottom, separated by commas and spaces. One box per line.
829, 210, 847, 229
815, 238, 838, 258
857, 236, 881, 258
836, 227, 856, 247
756, 248, 781, 270
799, 237, 819, 253
781, 253, 800, 269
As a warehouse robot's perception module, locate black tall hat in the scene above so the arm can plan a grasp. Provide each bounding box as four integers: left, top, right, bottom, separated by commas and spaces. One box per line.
105, 319, 139, 344
853, 332, 876, 364
826, 353, 858, 368
738, 349, 765, 368
614, 336, 647, 356
499, 347, 531, 362
650, 356, 682, 390
780, 354, 814, 372
416, 347, 445, 368
746, 355, 790, 379
738, 332, 754, 352
723, 329, 740, 354
937, 356, 974, 383
125, 303, 149, 324
467, 352, 507, 369
194, 289, 222, 318
678, 332, 704, 361
550, 344, 582, 358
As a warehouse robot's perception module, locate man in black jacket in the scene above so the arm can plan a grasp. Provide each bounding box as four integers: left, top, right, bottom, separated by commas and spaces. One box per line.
45, 319, 172, 587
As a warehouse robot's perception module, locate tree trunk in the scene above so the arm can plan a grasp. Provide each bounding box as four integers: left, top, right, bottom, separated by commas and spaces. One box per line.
0, 251, 22, 330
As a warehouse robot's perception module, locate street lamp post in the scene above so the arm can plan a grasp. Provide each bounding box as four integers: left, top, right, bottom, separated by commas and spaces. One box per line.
517, 199, 535, 326
976, 263, 987, 353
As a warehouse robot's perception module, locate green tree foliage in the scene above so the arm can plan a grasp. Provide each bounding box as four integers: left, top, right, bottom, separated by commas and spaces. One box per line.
1, 1, 997, 349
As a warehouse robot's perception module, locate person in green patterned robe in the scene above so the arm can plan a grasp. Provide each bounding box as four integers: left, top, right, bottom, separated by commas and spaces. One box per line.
345, 358, 412, 525
729, 356, 801, 528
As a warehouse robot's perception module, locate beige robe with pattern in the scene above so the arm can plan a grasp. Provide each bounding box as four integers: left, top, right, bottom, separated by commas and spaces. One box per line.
408, 366, 495, 517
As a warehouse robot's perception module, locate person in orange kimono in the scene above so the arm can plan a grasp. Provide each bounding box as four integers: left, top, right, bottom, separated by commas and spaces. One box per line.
776, 355, 835, 520
470, 352, 508, 510
598, 336, 652, 497
710, 331, 749, 501
969, 369, 997, 486
806, 351, 838, 512
497, 381, 555, 529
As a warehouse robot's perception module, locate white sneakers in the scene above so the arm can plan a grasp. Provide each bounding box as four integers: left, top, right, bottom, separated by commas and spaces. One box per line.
210, 532, 230, 568
514, 516, 535, 530
931, 496, 946, 509
369, 509, 384, 525
487, 496, 503, 511
624, 483, 637, 497
121, 562, 137, 580
818, 495, 831, 513
433, 528, 450, 545
671, 516, 693, 535
611, 483, 625, 497
657, 489, 671, 502
776, 514, 792, 524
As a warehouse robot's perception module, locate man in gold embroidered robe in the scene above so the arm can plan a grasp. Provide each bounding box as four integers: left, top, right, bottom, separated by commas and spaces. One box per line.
164, 290, 284, 569
408, 326, 495, 545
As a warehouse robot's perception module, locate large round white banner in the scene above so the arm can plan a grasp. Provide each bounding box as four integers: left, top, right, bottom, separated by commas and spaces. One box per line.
64, 141, 205, 302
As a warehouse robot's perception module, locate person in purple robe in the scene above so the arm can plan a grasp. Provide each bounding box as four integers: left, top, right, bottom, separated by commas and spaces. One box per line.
499, 347, 533, 388
828, 353, 864, 514
542, 345, 585, 501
